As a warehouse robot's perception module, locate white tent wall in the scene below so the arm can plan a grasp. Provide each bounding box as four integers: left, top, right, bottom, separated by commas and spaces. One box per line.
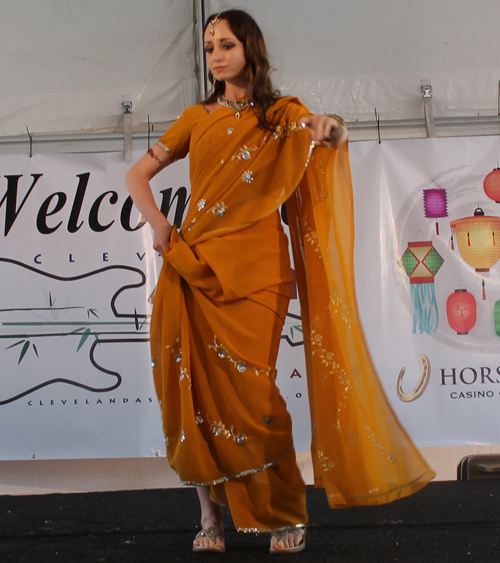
207, 0, 500, 138
0, 0, 195, 138
2, 0, 500, 151
2, 0, 500, 495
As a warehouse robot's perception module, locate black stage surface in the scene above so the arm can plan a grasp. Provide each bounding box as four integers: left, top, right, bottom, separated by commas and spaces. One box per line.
2, 481, 500, 562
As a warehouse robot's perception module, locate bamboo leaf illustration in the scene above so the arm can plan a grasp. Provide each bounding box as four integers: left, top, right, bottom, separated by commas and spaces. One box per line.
49, 291, 55, 307
6, 339, 26, 350
67, 327, 86, 336
18, 341, 30, 364
293, 325, 303, 333
134, 308, 139, 331
76, 328, 91, 352
32, 343, 39, 357
87, 308, 99, 319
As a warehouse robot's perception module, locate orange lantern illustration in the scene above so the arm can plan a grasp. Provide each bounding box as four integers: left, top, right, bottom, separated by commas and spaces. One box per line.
399, 241, 444, 334
484, 168, 500, 203
446, 289, 476, 335
450, 207, 500, 269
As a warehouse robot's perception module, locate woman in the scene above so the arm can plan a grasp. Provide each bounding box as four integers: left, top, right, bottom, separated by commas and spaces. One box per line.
126, 9, 435, 554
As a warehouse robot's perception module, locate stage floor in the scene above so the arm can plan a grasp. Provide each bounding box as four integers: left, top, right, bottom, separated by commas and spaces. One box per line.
2, 481, 500, 562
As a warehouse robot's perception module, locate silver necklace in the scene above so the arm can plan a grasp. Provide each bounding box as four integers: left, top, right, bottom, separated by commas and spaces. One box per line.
217, 95, 253, 119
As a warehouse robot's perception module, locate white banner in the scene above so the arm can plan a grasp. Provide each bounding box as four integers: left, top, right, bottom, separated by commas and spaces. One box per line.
0, 150, 312, 459
2, 137, 499, 460
0, 152, 190, 460
351, 136, 500, 447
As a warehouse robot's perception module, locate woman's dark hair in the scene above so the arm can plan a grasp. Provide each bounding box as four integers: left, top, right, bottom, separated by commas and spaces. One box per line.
202, 10, 281, 130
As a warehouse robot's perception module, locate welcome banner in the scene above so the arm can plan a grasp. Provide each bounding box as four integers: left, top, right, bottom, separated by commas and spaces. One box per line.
1, 136, 499, 460
0, 152, 170, 459
0, 151, 310, 460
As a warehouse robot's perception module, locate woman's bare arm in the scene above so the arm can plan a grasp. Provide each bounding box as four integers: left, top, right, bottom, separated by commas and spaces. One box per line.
125, 145, 174, 254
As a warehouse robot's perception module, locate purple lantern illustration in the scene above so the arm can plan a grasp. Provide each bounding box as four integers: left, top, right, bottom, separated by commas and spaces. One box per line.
423, 188, 448, 235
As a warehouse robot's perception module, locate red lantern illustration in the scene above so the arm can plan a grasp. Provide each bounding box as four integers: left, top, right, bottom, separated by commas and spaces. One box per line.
423, 188, 448, 235
399, 241, 444, 334
484, 168, 500, 203
446, 289, 476, 335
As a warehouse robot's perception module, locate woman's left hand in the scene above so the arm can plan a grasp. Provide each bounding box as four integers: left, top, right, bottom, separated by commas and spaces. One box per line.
300, 114, 348, 147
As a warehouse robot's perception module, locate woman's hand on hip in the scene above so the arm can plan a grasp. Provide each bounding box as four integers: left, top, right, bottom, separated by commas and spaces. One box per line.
152, 217, 173, 256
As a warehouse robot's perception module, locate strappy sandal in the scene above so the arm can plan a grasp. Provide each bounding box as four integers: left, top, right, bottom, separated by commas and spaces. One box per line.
192, 526, 225, 553
269, 528, 306, 554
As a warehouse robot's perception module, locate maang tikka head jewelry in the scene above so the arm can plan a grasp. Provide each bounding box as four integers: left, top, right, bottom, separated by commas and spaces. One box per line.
209, 13, 221, 36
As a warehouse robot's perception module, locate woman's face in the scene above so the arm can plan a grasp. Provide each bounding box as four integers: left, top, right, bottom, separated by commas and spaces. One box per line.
204, 19, 248, 88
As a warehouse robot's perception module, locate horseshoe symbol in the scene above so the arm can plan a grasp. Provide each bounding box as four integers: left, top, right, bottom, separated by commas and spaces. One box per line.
397, 354, 431, 402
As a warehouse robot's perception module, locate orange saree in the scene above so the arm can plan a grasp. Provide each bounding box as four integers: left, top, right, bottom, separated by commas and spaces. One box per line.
150, 97, 434, 531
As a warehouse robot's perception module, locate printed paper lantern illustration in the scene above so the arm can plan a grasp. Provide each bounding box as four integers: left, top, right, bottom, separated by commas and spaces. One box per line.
446, 289, 476, 335
450, 208, 500, 272
399, 241, 444, 335
484, 168, 500, 203
423, 188, 448, 235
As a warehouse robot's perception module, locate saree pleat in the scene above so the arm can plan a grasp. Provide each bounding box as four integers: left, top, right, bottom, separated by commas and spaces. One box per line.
211, 447, 307, 532
151, 205, 308, 530
150, 97, 434, 531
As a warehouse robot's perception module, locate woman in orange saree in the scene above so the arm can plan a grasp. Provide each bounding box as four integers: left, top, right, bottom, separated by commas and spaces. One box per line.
126, 9, 435, 555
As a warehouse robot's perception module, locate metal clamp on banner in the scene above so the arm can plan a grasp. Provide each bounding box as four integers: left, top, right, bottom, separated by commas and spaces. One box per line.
421, 79, 437, 138
122, 95, 133, 162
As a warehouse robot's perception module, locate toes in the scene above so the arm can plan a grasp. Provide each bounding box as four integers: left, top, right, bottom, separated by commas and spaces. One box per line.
293, 531, 303, 547
271, 531, 304, 550
194, 535, 224, 550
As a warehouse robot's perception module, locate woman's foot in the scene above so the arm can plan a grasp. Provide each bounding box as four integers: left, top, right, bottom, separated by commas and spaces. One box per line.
193, 526, 225, 553
270, 528, 306, 554
193, 486, 225, 552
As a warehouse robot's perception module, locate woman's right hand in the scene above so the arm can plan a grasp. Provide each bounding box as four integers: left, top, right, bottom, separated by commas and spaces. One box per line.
125, 143, 175, 257
152, 217, 173, 256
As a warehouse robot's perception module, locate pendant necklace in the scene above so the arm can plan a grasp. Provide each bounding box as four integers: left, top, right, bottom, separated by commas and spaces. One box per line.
217, 95, 253, 119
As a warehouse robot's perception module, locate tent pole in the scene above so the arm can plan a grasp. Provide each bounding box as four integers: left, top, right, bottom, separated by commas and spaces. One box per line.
191, 0, 208, 103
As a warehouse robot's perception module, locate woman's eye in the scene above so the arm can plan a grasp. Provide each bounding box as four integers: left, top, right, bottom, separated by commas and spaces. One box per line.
223, 43, 235, 50
204, 47, 214, 54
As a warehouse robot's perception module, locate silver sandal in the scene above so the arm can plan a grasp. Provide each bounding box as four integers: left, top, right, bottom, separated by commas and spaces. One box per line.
270, 528, 306, 554
192, 526, 225, 553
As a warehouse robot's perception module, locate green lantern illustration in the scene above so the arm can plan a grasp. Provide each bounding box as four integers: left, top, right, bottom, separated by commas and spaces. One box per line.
399, 240, 444, 335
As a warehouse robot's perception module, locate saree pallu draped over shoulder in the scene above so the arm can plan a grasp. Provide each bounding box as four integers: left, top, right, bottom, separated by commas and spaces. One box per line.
151, 97, 434, 531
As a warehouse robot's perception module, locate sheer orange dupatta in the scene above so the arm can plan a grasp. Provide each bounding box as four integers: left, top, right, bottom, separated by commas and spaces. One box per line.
287, 144, 435, 508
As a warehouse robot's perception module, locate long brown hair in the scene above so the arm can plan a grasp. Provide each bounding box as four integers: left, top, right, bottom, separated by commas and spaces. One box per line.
202, 10, 281, 130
